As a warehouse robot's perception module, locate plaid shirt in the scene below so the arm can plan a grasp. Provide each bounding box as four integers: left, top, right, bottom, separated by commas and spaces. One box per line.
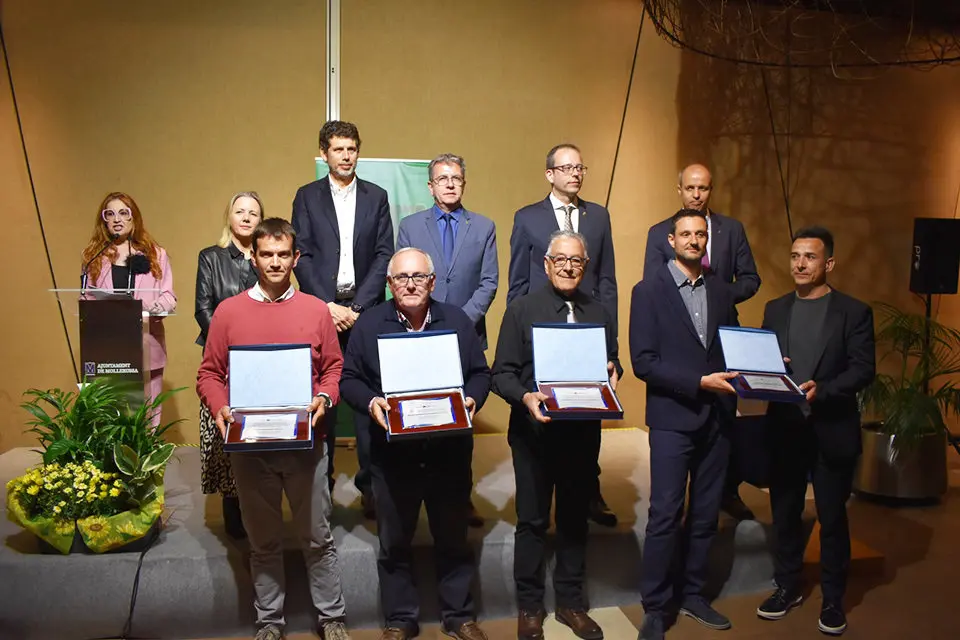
396, 307, 432, 332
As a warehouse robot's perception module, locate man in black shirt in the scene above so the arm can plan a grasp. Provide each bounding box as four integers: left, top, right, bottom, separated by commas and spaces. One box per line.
493, 230, 622, 640
755, 227, 875, 637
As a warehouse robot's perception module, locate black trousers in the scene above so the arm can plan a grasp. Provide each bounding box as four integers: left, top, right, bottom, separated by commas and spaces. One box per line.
370, 434, 476, 634
331, 321, 373, 496
769, 411, 857, 604
509, 417, 601, 610
641, 417, 729, 614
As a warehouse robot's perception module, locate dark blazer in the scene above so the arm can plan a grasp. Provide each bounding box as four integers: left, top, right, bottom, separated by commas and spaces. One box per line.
339, 299, 492, 441
762, 289, 876, 459
291, 176, 394, 310
643, 211, 760, 304
507, 196, 618, 331
396, 207, 498, 347
194, 243, 258, 346
629, 264, 738, 432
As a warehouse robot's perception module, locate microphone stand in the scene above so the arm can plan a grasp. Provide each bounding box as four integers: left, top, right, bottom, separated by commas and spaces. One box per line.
80, 233, 119, 291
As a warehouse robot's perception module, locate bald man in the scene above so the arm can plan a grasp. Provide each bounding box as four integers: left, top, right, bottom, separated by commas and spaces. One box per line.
643, 164, 761, 521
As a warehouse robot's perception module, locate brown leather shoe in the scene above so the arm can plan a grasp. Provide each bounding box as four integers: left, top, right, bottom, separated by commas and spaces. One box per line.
441, 620, 488, 640
556, 607, 604, 640
378, 627, 407, 640
517, 609, 546, 640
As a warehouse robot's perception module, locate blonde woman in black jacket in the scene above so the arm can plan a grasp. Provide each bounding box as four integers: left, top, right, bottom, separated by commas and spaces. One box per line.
194, 191, 262, 538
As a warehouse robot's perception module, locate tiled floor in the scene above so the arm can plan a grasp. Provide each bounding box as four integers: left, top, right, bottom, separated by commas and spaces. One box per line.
204, 457, 960, 640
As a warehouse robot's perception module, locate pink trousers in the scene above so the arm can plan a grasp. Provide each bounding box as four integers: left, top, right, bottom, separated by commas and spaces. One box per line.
148, 368, 164, 427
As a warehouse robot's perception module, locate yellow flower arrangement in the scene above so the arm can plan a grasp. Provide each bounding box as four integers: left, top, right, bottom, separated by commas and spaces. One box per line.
6, 460, 130, 522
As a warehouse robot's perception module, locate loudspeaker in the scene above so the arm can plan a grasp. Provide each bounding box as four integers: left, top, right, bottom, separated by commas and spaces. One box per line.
910, 218, 960, 295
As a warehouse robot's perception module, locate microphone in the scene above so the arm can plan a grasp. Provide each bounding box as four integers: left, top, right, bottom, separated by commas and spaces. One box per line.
80, 233, 120, 291
127, 253, 151, 294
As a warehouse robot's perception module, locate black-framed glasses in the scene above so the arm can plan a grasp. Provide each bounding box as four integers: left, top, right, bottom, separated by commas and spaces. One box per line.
389, 272, 434, 286
546, 254, 586, 269
548, 164, 588, 175
102, 208, 133, 221
432, 175, 465, 187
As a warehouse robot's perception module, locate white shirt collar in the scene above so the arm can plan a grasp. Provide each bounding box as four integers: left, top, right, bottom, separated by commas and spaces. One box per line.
549, 192, 578, 212
330, 176, 358, 199
248, 282, 296, 303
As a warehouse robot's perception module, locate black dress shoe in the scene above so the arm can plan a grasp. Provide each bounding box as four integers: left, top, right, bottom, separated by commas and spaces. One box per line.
223, 496, 246, 539
721, 493, 755, 520
588, 494, 618, 527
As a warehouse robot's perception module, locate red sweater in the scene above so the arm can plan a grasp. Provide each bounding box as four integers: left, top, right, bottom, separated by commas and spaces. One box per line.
196, 290, 343, 427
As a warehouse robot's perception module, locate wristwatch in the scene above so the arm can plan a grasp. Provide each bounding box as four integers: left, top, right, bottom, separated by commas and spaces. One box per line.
315, 393, 332, 409
350, 302, 364, 314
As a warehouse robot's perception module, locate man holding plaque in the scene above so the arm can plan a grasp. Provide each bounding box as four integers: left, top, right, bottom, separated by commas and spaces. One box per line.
755, 227, 875, 636
197, 218, 351, 640
508, 143, 619, 529
340, 247, 492, 640
630, 208, 739, 640
493, 230, 621, 640
643, 164, 761, 521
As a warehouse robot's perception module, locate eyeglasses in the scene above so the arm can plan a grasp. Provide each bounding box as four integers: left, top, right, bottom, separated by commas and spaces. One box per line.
389, 273, 434, 286
546, 254, 586, 269
102, 208, 133, 221
548, 164, 588, 175
432, 175, 465, 187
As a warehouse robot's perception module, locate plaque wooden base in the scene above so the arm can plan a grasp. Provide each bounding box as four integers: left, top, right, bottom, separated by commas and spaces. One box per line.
537, 382, 624, 420
224, 409, 314, 452
733, 372, 805, 403
385, 390, 472, 441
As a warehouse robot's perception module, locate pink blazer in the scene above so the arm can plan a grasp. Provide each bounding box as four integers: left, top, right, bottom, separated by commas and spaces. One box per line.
91, 248, 177, 370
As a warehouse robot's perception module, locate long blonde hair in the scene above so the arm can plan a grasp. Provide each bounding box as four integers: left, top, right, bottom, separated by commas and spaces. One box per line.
217, 191, 265, 248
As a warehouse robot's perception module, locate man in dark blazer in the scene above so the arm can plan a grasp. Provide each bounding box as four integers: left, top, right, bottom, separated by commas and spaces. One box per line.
340, 247, 492, 640
630, 208, 739, 640
291, 120, 394, 516
508, 143, 619, 528
643, 163, 761, 521
755, 226, 875, 637
396, 153, 498, 528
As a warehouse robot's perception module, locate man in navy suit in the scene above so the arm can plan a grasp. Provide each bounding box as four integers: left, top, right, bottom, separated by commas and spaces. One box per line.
643, 164, 761, 521
508, 143, 619, 528
631, 208, 739, 640
292, 120, 394, 517
396, 153, 498, 527
755, 227, 875, 636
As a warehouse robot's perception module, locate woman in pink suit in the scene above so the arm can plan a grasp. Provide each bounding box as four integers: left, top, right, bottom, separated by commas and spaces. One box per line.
81, 192, 177, 423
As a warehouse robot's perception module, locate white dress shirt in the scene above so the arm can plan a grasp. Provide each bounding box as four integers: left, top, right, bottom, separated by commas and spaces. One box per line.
549, 192, 580, 233
248, 282, 296, 303
331, 177, 358, 295
705, 212, 713, 264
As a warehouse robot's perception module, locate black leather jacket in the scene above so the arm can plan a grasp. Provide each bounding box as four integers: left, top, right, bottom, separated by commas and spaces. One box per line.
194, 243, 258, 346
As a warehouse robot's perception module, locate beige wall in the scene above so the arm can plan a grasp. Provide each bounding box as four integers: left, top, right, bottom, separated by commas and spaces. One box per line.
2, 0, 960, 450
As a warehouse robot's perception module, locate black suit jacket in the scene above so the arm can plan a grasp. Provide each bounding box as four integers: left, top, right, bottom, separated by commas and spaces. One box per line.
291, 176, 394, 310
643, 211, 760, 304
762, 289, 876, 459
629, 264, 738, 432
507, 196, 618, 332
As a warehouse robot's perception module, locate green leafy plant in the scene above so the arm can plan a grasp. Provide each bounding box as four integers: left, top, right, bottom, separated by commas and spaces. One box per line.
113, 442, 175, 507
860, 301, 960, 449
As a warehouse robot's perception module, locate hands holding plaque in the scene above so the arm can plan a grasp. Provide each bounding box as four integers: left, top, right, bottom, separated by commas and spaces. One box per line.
531, 324, 624, 421
717, 327, 806, 403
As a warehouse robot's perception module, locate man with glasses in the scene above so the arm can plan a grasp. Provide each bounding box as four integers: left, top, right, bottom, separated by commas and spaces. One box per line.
508, 143, 619, 529
340, 247, 492, 640
292, 120, 394, 517
494, 230, 621, 640
396, 153, 498, 527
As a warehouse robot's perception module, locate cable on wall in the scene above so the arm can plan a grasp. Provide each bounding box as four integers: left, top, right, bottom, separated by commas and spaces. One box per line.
0, 19, 79, 383
605, 4, 646, 209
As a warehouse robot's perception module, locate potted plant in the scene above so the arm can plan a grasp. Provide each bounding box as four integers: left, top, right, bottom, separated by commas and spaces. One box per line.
854, 301, 960, 500
5, 377, 181, 553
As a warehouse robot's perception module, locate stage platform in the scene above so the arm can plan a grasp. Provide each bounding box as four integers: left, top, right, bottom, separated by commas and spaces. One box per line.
0, 429, 778, 639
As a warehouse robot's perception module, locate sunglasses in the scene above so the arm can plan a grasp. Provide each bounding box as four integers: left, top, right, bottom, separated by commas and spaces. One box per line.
102, 208, 133, 221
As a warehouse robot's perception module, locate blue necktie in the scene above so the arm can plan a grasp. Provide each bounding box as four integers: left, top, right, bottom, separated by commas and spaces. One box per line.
442, 213, 455, 266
